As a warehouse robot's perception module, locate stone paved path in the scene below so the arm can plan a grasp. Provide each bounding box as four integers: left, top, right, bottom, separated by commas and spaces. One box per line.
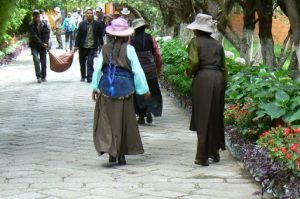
0, 46, 274, 199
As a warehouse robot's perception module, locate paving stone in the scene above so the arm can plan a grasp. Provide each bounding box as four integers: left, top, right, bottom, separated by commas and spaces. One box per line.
0, 191, 46, 199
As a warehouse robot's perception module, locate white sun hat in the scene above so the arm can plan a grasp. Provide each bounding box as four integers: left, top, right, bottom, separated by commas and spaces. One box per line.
187, 13, 216, 33
121, 7, 130, 15
54, 7, 60, 13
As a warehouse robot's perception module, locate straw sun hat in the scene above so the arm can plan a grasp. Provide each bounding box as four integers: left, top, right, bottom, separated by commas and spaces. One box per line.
187, 13, 216, 33
132, 18, 149, 29
105, 17, 134, 37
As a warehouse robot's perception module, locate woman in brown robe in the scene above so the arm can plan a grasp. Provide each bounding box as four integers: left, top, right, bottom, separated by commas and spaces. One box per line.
185, 14, 228, 166
92, 17, 150, 165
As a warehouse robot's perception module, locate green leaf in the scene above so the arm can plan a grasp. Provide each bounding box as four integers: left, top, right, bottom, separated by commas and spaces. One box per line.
288, 108, 300, 123
253, 110, 266, 120
275, 90, 290, 102
261, 103, 286, 120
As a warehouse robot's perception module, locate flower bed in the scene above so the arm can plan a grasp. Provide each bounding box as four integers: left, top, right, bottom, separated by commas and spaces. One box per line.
0, 37, 28, 67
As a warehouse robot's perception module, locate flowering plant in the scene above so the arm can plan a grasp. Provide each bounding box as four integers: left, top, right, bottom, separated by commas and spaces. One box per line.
225, 99, 271, 141
243, 144, 300, 199
257, 125, 300, 174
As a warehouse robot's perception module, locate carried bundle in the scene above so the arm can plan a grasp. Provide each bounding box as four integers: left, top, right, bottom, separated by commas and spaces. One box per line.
48, 49, 75, 72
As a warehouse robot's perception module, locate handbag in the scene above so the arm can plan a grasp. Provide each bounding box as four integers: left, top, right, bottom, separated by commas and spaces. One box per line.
98, 45, 135, 99
136, 51, 157, 79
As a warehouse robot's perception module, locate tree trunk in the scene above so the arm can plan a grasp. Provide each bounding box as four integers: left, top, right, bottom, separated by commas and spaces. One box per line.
256, 0, 275, 66
285, 0, 300, 75
240, 0, 256, 65
179, 23, 193, 43
260, 37, 275, 66
240, 29, 254, 64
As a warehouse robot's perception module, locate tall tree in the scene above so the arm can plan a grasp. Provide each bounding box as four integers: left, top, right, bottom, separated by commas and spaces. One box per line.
283, 0, 300, 75
256, 0, 275, 66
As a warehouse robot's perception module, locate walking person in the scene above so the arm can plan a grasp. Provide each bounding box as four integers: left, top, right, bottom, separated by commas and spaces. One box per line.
51, 7, 63, 49
131, 18, 163, 124
104, 14, 113, 44
74, 8, 104, 83
184, 14, 228, 166
40, 9, 50, 28
120, 7, 131, 26
95, 7, 105, 56
62, 12, 76, 50
28, 9, 50, 83
71, 8, 82, 39
92, 17, 150, 165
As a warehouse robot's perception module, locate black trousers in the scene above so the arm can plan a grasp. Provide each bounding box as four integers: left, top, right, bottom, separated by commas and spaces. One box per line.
79, 48, 95, 81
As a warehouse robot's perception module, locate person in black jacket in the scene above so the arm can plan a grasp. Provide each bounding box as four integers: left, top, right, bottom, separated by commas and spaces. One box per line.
131, 18, 163, 124
28, 9, 50, 83
74, 8, 104, 83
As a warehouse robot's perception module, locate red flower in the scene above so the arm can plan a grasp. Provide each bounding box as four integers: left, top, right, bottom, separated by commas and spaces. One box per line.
269, 139, 274, 144
291, 143, 297, 152
294, 128, 300, 134
265, 131, 270, 136
281, 147, 287, 154
284, 128, 291, 136
285, 153, 292, 159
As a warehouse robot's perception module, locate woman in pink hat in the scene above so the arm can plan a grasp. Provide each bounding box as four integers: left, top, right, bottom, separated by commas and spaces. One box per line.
184, 13, 228, 166
91, 17, 150, 165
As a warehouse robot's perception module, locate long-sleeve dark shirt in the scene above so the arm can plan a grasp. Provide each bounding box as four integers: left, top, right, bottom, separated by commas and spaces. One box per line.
28, 20, 50, 51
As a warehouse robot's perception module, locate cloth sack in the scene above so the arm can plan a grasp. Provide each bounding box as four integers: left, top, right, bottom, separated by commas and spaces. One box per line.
99, 66, 135, 99
48, 50, 74, 72
136, 51, 157, 79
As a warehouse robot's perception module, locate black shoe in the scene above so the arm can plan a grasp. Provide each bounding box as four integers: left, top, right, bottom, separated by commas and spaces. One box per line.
41, 78, 47, 82
146, 113, 153, 123
212, 154, 220, 162
137, 117, 145, 124
194, 159, 209, 166
80, 78, 85, 82
87, 79, 92, 83
109, 155, 117, 163
118, 155, 126, 165
37, 78, 42, 83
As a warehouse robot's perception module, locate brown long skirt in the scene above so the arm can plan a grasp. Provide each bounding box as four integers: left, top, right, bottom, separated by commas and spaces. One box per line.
93, 94, 144, 157
190, 69, 226, 161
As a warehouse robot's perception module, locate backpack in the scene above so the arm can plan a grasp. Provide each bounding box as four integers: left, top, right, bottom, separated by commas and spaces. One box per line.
65, 20, 73, 32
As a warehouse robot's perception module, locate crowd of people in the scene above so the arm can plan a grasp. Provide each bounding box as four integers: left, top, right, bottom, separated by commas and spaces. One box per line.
28, 7, 227, 168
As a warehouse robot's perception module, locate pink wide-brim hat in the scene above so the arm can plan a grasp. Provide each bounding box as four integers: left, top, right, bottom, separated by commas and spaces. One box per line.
105, 17, 134, 37
187, 13, 216, 33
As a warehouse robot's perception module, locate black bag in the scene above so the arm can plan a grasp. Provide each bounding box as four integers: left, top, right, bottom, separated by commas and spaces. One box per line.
137, 51, 157, 79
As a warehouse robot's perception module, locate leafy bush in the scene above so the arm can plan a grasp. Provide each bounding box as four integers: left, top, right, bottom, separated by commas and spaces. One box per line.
0, 51, 5, 60
160, 38, 192, 96
225, 100, 271, 141
226, 60, 300, 139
